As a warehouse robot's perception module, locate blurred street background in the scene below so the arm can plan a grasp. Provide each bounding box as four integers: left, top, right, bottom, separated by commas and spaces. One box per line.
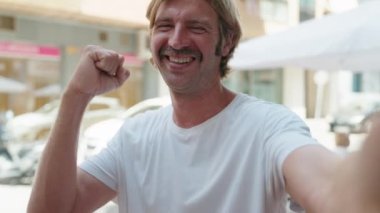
0, 0, 379, 212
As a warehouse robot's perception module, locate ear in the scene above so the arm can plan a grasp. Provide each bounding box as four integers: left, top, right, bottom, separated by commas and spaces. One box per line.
221, 34, 234, 57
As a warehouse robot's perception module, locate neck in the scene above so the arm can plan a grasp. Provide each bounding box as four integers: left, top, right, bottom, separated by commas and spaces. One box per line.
170, 84, 236, 128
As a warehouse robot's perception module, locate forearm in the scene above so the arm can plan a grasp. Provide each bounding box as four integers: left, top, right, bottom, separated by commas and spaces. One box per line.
356, 119, 380, 207
28, 45, 129, 212
27, 90, 93, 213
322, 121, 380, 212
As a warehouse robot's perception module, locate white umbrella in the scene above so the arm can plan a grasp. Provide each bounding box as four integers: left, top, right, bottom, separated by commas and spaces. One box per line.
230, 0, 380, 71
0, 76, 28, 94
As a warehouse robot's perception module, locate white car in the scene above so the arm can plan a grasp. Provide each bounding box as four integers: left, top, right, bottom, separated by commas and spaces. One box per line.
82, 96, 171, 158
5, 96, 125, 144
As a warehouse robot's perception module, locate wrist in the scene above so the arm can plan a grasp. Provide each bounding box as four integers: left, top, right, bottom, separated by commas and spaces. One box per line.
62, 87, 94, 107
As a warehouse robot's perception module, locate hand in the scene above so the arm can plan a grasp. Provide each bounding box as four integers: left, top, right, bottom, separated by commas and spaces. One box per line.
358, 115, 380, 209
66, 45, 130, 97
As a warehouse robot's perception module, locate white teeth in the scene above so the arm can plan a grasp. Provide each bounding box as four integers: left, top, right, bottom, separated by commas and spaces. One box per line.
169, 57, 192, 64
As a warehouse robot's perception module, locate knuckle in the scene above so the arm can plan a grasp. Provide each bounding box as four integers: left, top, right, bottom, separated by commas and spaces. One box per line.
83, 45, 97, 53
107, 51, 119, 60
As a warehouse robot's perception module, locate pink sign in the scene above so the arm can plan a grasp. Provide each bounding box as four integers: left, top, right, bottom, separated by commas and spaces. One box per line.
123, 53, 144, 67
0, 41, 60, 59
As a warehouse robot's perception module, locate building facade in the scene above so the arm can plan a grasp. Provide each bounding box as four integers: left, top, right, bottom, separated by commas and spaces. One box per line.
226, 0, 370, 119
1, 0, 375, 120
0, 0, 152, 115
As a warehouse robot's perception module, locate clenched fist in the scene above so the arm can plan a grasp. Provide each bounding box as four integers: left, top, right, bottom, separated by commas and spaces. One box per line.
66, 45, 130, 97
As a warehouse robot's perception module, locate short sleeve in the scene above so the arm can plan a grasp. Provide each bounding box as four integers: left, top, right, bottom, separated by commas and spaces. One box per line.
262, 105, 319, 201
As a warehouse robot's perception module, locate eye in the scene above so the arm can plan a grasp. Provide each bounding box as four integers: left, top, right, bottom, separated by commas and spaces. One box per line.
155, 24, 172, 32
190, 26, 207, 34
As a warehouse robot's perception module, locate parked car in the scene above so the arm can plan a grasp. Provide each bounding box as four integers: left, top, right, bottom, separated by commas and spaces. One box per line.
0, 140, 44, 185
5, 96, 125, 144
328, 93, 380, 134
82, 96, 171, 158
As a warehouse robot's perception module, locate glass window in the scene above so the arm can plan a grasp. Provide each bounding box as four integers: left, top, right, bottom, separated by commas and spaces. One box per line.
259, 0, 289, 23
249, 69, 283, 103
351, 72, 380, 93
299, 0, 315, 21
224, 69, 283, 103
352, 73, 362, 92
361, 72, 380, 93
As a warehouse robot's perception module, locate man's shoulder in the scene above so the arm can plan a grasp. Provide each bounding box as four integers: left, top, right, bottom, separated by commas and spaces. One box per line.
235, 93, 287, 114
231, 93, 303, 130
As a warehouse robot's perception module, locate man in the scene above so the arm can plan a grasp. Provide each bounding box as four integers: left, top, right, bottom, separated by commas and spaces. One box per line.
28, 0, 380, 212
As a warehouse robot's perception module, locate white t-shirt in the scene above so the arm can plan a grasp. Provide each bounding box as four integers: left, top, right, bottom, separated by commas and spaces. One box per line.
80, 93, 318, 213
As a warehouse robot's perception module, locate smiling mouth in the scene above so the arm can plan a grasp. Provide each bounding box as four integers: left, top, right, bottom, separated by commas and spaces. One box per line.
160, 46, 202, 65
167, 56, 194, 64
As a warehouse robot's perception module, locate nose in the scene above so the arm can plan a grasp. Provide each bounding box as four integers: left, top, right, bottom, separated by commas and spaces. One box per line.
168, 26, 190, 50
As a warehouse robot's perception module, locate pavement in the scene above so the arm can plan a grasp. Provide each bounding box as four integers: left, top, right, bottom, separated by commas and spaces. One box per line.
0, 119, 368, 213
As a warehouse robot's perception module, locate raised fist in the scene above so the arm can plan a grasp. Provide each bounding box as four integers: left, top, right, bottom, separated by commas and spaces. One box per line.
66, 45, 130, 97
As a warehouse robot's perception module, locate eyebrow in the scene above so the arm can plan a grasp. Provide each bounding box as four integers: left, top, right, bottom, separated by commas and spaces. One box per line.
154, 17, 171, 24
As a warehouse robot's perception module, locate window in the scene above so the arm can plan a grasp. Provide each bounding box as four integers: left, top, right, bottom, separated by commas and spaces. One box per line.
352, 73, 362, 92
299, 0, 315, 21
0, 15, 15, 31
224, 69, 283, 103
259, 0, 289, 23
362, 72, 380, 93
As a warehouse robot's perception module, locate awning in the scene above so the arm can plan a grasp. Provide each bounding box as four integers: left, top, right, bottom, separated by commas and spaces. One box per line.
230, 0, 380, 71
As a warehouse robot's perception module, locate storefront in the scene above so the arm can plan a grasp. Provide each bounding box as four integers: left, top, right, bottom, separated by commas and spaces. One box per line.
0, 0, 152, 115
0, 41, 61, 115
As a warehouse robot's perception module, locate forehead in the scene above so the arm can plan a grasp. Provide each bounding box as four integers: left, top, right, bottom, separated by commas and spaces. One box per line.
155, 0, 218, 23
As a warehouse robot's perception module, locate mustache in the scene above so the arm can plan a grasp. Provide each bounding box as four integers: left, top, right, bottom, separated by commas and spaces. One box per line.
159, 46, 202, 60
